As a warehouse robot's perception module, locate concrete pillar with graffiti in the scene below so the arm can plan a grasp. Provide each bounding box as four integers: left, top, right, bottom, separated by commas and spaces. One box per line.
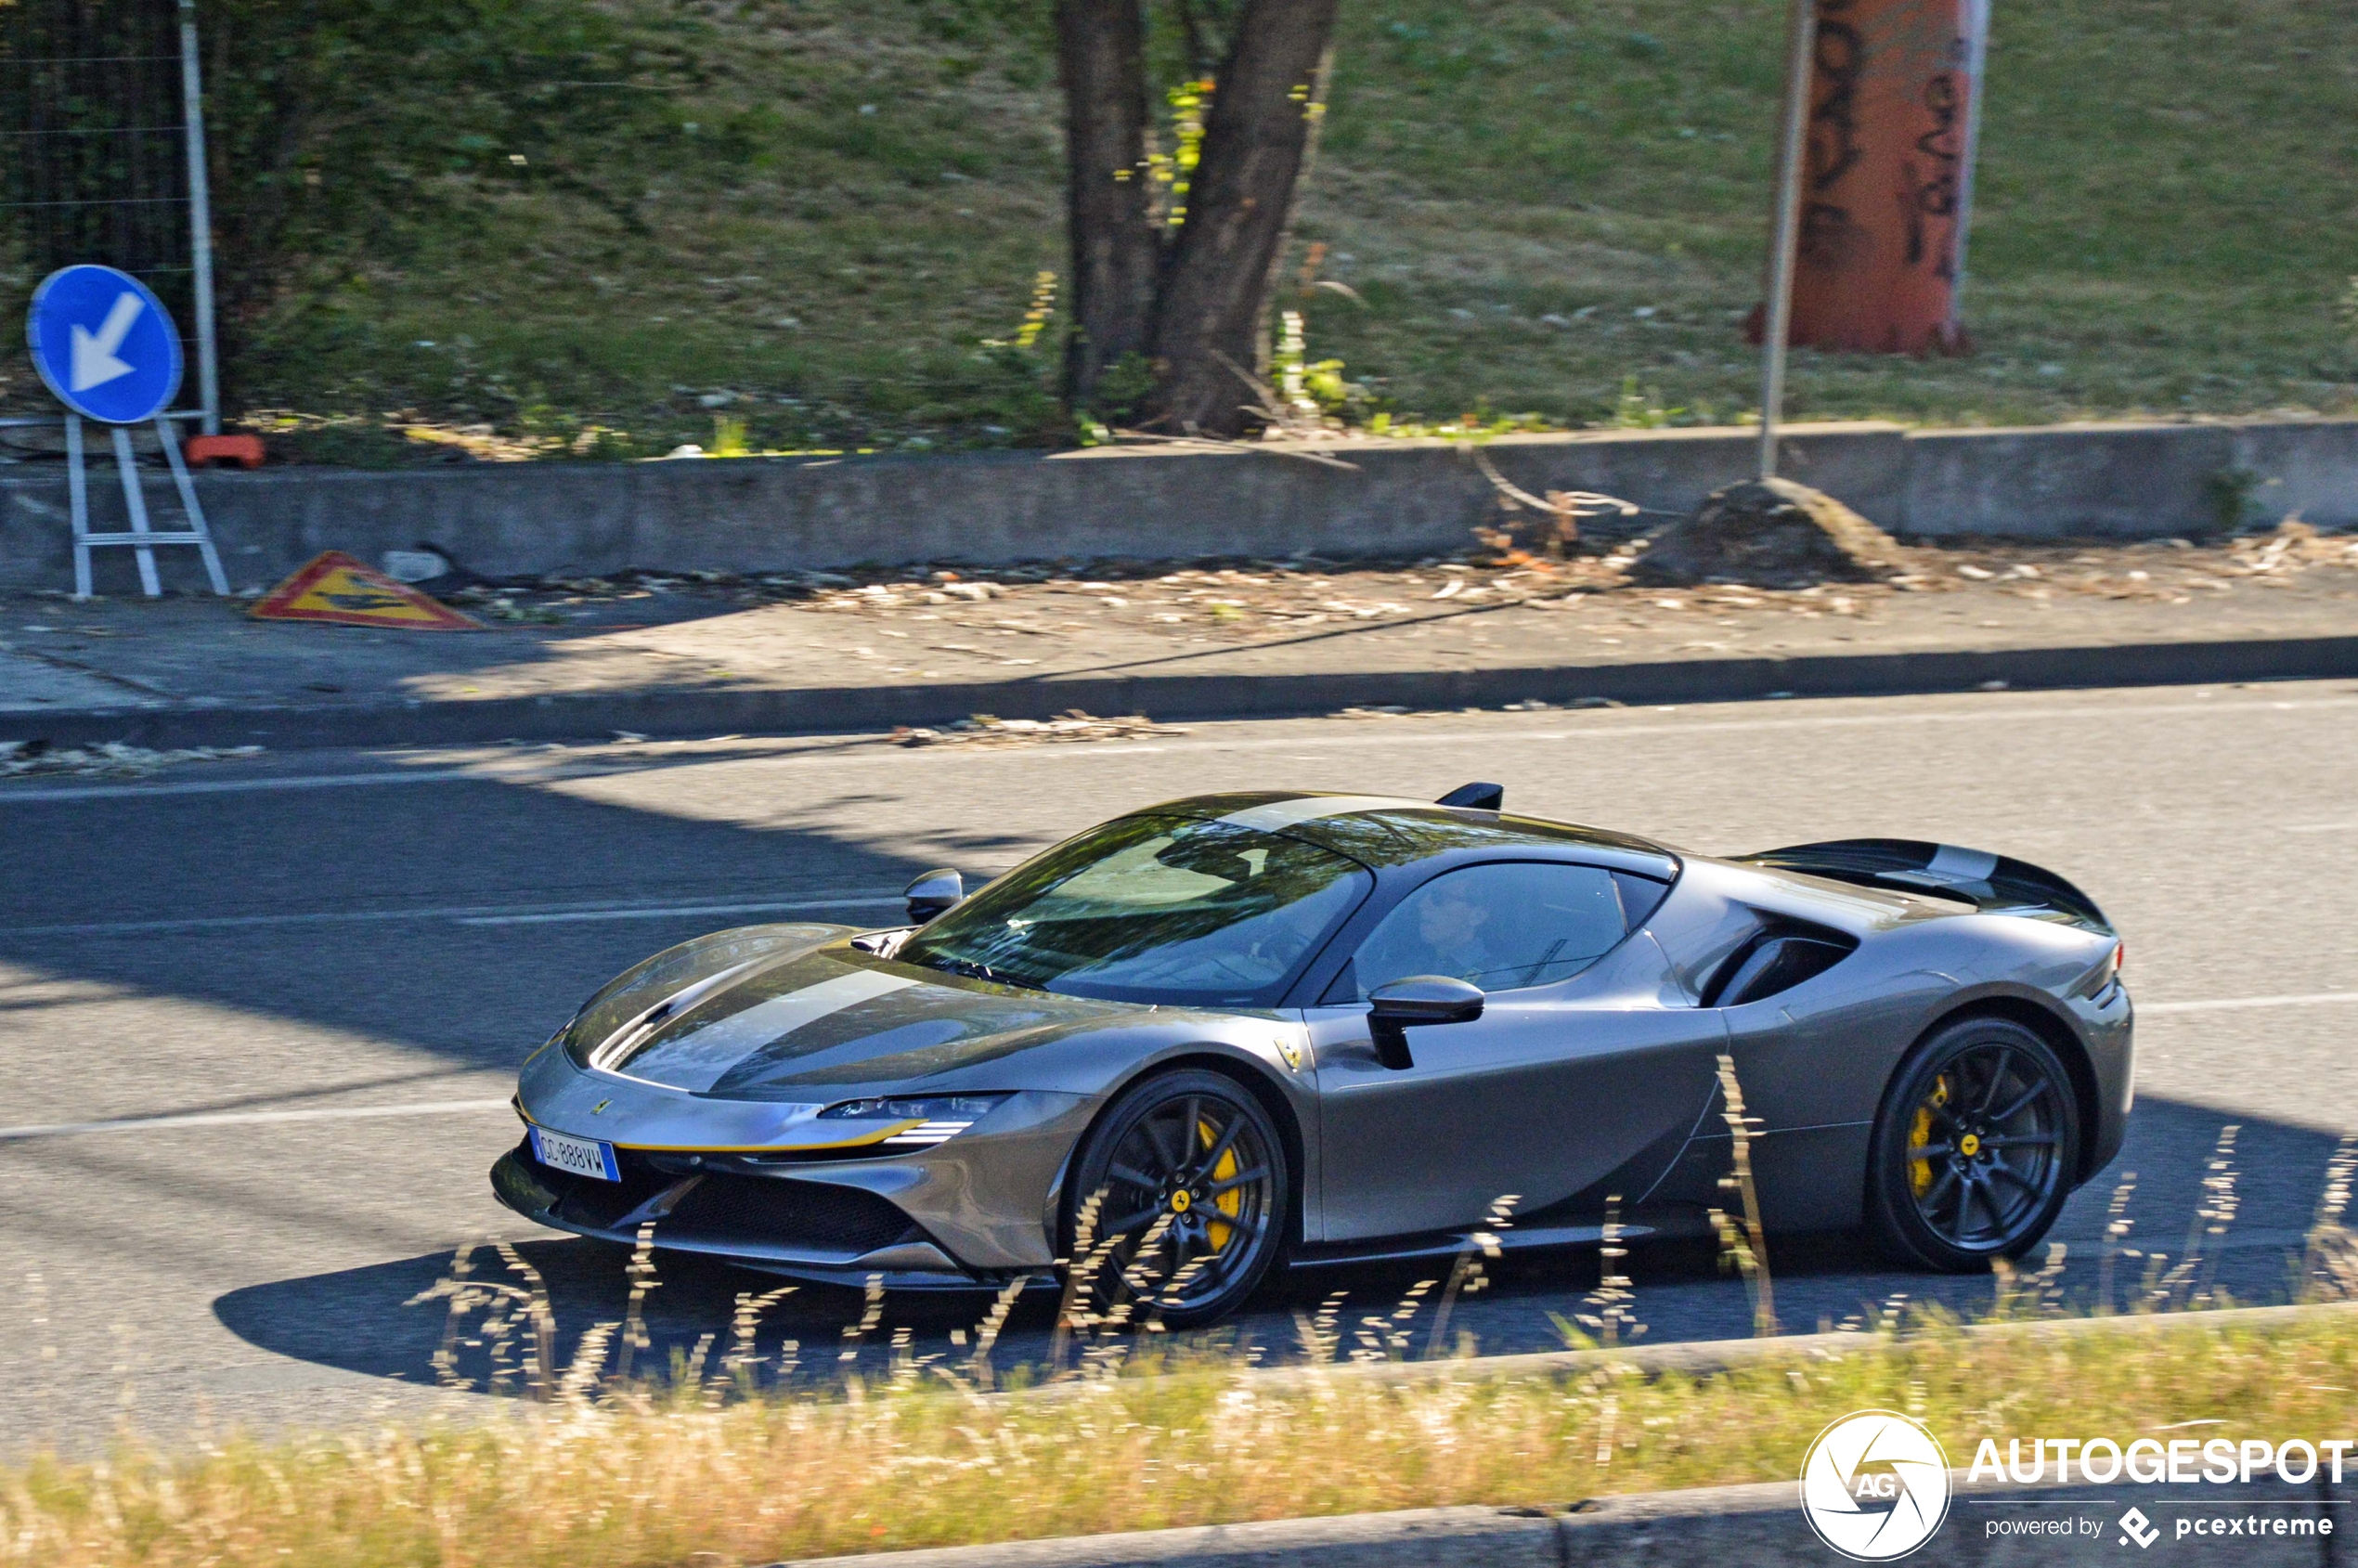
1782, 0, 1989, 354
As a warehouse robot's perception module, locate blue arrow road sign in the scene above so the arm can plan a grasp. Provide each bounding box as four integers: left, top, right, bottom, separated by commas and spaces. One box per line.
26, 265, 185, 425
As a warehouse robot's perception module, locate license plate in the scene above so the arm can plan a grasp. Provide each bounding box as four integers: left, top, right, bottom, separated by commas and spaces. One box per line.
530, 1126, 619, 1182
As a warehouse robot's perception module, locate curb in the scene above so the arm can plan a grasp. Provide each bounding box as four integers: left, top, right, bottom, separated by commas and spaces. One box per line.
1230, 1297, 2358, 1396
997, 1302, 2358, 1411
773, 1471, 2343, 1567
6, 632, 2357, 751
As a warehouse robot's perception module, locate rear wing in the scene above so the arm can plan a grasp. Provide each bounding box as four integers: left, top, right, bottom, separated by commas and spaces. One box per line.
1734, 838, 2113, 934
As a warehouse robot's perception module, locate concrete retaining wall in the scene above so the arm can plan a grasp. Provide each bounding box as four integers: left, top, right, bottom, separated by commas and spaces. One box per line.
2, 416, 2352, 594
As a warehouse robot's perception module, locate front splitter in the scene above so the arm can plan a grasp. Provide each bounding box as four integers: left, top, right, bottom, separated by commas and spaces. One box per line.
490, 1148, 1037, 1292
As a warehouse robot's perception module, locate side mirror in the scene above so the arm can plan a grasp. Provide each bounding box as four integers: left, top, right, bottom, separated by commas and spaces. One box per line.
903, 868, 964, 924
1365, 974, 1484, 1070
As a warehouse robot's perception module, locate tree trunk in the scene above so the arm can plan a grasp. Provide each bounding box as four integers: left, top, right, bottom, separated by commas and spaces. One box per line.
1054, 0, 1160, 403
1144, 0, 1338, 435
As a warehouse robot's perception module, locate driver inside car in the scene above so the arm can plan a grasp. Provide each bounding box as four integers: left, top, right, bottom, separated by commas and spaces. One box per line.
1354, 875, 1520, 993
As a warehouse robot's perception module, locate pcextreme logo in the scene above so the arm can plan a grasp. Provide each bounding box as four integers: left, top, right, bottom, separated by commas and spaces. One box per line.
1799, 1410, 1954, 1561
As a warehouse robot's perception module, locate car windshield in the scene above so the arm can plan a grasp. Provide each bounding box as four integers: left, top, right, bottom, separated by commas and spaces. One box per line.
898, 813, 1372, 1006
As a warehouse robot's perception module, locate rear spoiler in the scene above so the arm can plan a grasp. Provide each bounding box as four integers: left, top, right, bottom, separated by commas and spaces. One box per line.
1734, 838, 2113, 934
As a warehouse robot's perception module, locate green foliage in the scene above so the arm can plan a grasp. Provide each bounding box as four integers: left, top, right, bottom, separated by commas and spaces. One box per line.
7, 0, 2347, 458
708, 414, 751, 457
2204, 467, 2261, 537
1154, 79, 1213, 227
1609, 374, 1686, 429
196, 0, 711, 374
1084, 350, 1158, 428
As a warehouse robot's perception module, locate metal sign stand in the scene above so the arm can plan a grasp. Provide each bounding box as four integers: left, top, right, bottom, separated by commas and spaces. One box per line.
63, 412, 229, 600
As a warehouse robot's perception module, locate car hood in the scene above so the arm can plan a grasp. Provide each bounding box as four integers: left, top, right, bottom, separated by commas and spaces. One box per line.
577, 937, 1137, 1097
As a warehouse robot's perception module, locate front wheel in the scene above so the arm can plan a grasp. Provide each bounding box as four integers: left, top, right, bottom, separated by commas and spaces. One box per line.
1061, 1069, 1289, 1329
1864, 1016, 2080, 1272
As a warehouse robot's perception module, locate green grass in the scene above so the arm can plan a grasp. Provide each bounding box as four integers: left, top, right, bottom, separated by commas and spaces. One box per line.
1304, 0, 2358, 431
4, 0, 2352, 461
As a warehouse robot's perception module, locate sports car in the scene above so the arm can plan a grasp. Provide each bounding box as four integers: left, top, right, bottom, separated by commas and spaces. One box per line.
492, 786, 2132, 1326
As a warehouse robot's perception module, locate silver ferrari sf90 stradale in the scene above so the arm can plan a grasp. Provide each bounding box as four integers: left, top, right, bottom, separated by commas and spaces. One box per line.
493, 785, 2131, 1326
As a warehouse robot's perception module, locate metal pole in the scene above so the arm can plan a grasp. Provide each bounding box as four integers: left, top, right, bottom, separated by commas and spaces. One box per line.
177, 0, 220, 437
1949, 0, 1992, 317
66, 415, 93, 601
1757, 0, 1818, 481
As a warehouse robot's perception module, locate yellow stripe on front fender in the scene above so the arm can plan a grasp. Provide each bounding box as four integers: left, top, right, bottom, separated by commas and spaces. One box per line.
614, 1119, 926, 1154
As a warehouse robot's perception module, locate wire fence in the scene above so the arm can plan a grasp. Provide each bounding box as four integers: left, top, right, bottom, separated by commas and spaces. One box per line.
0, 0, 200, 426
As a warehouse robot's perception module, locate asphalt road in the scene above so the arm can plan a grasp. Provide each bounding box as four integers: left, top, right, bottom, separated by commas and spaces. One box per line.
4, 679, 2356, 1452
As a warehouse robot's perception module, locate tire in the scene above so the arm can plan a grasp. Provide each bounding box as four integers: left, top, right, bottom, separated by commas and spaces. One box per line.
1863, 1015, 2080, 1272
1061, 1069, 1290, 1330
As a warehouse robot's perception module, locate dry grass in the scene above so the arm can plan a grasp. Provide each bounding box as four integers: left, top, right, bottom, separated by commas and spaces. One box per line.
0, 1035, 2333, 1568
3, 1032, 2347, 1568
2, 1310, 2356, 1568
2, 1106, 2352, 1568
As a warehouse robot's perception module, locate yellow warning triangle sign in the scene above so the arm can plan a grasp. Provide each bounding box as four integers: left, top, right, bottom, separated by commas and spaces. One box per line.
250, 551, 482, 630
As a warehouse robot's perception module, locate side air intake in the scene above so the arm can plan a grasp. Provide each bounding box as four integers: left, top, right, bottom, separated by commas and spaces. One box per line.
1702, 920, 1858, 1007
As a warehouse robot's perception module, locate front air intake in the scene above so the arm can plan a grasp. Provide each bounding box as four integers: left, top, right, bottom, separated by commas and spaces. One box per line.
666, 1173, 919, 1255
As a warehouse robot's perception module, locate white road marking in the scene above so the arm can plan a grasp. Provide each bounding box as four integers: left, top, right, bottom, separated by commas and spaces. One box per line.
0, 1098, 513, 1143
3, 892, 904, 940
2, 691, 2352, 805
0, 767, 492, 804
2140, 992, 2358, 1016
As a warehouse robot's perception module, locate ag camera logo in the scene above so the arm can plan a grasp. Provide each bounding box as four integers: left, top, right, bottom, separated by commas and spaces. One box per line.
1800, 1409, 1953, 1561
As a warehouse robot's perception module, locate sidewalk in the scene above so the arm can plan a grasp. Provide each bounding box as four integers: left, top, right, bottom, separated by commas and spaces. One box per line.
2, 526, 2353, 751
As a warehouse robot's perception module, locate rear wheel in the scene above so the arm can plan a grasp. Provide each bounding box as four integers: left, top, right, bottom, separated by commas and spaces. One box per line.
1061, 1069, 1289, 1329
1864, 1016, 2079, 1272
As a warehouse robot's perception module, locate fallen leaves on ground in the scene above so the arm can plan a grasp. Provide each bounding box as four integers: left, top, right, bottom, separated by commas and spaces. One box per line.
341, 523, 2356, 650
894, 711, 1185, 747
0, 740, 264, 780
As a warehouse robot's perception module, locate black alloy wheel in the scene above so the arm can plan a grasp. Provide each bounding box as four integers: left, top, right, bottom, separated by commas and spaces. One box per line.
1062, 1069, 1289, 1329
1864, 1015, 2080, 1272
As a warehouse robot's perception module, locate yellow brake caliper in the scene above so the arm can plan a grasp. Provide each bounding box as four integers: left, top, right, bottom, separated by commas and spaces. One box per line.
1200, 1117, 1240, 1251
1910, 1076, 1950, 1197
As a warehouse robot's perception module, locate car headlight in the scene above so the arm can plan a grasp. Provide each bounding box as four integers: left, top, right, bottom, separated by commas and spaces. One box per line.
817, 1094, 1010, 1147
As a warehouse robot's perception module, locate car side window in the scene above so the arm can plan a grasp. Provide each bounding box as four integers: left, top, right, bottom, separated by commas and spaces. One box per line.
1341, 862, 1633, 998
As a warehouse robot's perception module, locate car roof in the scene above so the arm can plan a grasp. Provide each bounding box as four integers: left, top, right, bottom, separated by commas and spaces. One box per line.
1136, 791, 1679, 875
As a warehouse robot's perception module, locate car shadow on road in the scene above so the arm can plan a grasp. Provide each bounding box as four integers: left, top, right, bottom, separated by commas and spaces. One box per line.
214, 1094, 2352, 1401
0, 759, 965, 1075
